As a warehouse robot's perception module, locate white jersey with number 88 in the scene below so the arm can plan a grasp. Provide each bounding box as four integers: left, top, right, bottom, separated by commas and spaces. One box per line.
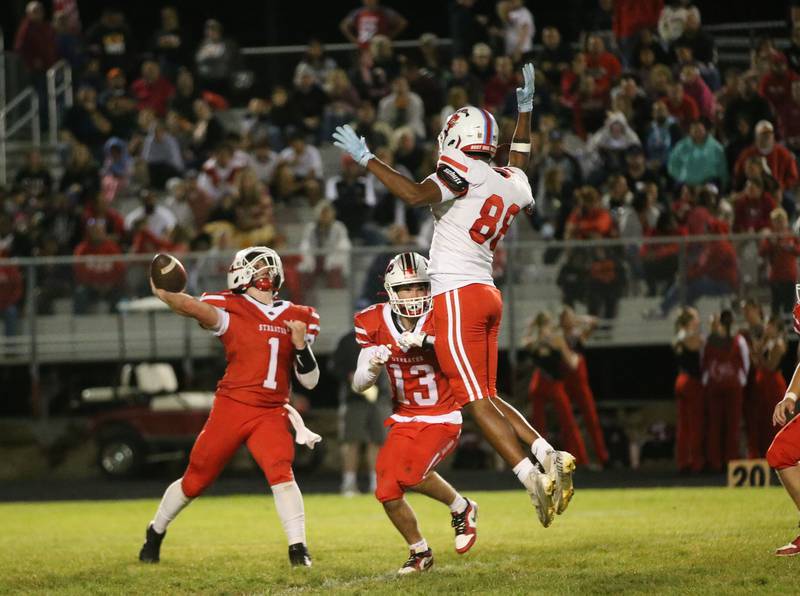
425, 145, 535, 296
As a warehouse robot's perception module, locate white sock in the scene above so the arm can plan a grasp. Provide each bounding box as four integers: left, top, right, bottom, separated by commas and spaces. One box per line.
531, 438, 556, 468
409, 538, 428, 554
512, 458, 536, 483
272, 480, 306, 546
151, 478, 192, 534
449, 495, 468, 514
342, 471, 357, 488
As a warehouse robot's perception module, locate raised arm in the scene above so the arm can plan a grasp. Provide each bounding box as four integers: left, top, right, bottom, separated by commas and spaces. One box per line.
332, 125, 441, 206
152, 285, 219, 330
508, 63, 535, 170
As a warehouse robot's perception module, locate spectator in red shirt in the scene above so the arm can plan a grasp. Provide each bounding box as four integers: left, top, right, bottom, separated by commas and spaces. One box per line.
339, 0, 407, 50
640, 210, 685, 296
73, 219, 126, 314
759, 207, 800, 316
14, 1, 58, 76
662, 81, 700, 131
483, 56, 516, 112
680, 64, 715, 121
734, 120, 799, 203
82, 194, 126, 242
565, 186, 616, 240
130, 59, 175, 118
561, 52, 609, 137
585, 34, 622, 97
613, 0, 663, 67
759, 52, 799, 117
732, 178, 777, 232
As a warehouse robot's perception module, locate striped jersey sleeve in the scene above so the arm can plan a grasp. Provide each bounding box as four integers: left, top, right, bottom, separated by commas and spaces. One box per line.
353, 306, 380, 348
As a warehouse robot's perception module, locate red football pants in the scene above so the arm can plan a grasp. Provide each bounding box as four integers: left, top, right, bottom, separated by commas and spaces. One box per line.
374, 421, 461, 503
675, 373, 705, 472
705, 382, 743, 471
529, 370, 589, 465
751, 368, 787, 458
433, 284, 502, 406
767, 409, 800, 469
181, 396, 295, 498
563, 355, 609, 463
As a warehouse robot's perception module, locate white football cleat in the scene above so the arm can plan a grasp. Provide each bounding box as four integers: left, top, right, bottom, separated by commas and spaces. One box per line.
546, 451, 576, 515
451, 499, 478, 554
525, 469, 555, 527
397, 548, 434, 574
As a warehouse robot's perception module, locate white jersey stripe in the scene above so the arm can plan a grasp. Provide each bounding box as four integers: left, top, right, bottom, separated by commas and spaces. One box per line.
445, 290, 476, 402
452, 288, 483, 400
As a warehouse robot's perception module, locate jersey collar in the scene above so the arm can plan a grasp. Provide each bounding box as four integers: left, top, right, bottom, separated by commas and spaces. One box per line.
244, 294, 291, 321
381, 302, 429, 343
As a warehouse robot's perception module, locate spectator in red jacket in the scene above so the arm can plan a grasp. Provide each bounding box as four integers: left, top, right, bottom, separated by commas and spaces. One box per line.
759, 51, 799, 117
483, 56, 516, 112
81, 194, 126, 242
0, 251, 23, 339
732, 178, 777, 232
680, 64, 715, 121
662, 81, 700, 131
776, 79, 800, 154
130, 59, 175, 117
565, 186, 616, 240
14, 1, 58, 76
339, 0, 408, 49
73, 220, 126, 314
734, 120, 799, 201
759, 207, 800, 316
585, 34, 622, 97
560, 52, 609, 138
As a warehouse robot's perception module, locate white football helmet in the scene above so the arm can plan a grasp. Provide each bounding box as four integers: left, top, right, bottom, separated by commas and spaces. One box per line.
384, 252, 432, 318
227, 246, 283, 295
438, 106, 499, 157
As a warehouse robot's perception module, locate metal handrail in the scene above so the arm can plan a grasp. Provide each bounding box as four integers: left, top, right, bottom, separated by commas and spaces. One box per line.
1, 26, 6, 109
46, 60, 73, 145
0, 86, 40, 186
241, 37, 452, 56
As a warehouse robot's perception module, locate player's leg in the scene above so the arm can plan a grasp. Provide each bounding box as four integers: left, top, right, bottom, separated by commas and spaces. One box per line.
366, 401, 387, 494
339, 401, 369, 495
434, 286, 553, 522
767, 415, 800, 555
375, 424, 434, 573
413, 472, 478, 555
140, 396, 245, 563
246, 408, 311, 567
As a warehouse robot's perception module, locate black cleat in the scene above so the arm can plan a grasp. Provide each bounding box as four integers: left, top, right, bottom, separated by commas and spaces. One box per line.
139, 524, 165, 563
288, 543, 312, 567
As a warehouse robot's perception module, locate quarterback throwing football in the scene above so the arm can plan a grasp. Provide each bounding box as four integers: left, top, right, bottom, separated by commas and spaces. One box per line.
139, 247, 321, 567
333, 63, 574, 526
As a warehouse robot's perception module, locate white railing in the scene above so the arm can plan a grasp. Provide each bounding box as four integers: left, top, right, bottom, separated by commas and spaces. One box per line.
241, 37, 452, 56
0, 87, 40, 186
0, 26, 6, 109
46, 60, 73, 146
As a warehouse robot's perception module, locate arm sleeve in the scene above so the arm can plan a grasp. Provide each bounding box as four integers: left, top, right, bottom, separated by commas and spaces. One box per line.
352, 346, 381, 393
294, 343, 319, 389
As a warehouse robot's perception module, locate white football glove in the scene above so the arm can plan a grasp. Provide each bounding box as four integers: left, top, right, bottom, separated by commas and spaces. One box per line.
397, 331, 427, 351
516, 63, 535, 113
369, 344, 393, 368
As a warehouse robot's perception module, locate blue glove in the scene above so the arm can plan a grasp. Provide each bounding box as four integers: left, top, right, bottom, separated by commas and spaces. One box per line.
516, 63, 536, 113
332, 125, 374, 167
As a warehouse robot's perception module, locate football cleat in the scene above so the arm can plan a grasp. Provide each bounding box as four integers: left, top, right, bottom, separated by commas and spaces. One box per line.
451, 499, 478, 554
288, 543, 313, 567
775, 535, 800, 557
546, 451, 577, 515
138, 524, 165, 563
397, 548, 434, 574
525, 469, 555, 528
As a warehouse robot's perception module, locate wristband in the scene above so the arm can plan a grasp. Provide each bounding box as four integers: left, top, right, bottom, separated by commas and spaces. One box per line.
510, 142, 531, 153
294, 343, 318, 374
785, 392, 798, 403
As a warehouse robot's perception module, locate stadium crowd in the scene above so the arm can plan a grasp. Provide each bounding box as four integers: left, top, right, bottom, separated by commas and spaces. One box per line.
2, 0, 800, 324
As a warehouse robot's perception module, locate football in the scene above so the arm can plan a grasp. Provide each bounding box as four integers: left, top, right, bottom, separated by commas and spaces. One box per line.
150, 253, 187, 293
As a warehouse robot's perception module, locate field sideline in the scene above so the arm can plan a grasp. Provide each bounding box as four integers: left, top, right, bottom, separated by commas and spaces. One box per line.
0, 487, 796, 594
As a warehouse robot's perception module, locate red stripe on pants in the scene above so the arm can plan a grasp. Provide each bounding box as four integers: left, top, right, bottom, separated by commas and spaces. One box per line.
528, 369, 589, 465
563, 356, 609, 464
675, 373, 705, 472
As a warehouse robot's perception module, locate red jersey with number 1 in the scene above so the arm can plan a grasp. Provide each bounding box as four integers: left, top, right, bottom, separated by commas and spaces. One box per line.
199, 292, 319, 406
425, 143, 534, 295
354, 303, 458, 419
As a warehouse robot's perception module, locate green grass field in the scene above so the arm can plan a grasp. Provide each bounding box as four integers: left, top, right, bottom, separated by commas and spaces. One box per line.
0, 487, 796, 594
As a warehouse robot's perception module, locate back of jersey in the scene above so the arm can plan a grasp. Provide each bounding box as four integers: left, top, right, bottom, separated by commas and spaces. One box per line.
426, 145, 534, 296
